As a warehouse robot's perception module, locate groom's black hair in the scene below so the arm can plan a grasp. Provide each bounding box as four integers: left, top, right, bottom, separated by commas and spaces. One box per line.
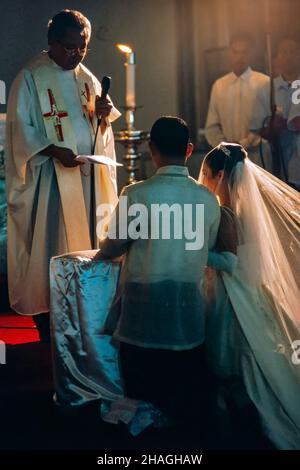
205, 142, 246, 177
150, 116, 189, 160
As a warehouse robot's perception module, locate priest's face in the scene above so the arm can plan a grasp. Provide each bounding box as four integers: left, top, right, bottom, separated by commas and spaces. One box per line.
49, 28, 89, 70
229, 39, 251, 77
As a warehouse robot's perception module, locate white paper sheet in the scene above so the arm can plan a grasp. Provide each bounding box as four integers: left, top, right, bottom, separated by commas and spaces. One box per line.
76, 155, 123, 166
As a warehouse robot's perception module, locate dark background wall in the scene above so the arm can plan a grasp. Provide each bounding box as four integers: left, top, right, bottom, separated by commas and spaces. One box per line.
0, 0, 178, 131
1, 0, 300, 178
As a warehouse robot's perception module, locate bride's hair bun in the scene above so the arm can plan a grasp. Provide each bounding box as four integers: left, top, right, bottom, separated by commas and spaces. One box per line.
205, 142, 246, 177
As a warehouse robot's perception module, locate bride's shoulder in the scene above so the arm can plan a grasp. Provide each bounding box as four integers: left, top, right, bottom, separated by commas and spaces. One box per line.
196, 181, 220, 205
217, 206, 238, 253
220, 206, 236, 221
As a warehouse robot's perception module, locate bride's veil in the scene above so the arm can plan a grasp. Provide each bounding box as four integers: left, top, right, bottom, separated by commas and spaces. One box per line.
199, 145, 300, 448
230, 159, 300, 346
200, 147, 300, 352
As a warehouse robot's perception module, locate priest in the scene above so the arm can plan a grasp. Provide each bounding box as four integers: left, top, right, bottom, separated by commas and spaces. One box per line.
5, 9, 120, 340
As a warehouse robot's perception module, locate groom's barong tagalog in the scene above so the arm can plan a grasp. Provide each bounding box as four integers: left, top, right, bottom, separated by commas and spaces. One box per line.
5, 51, 120, 315
101, 165, 221, 350
96, 116, 222, 423
99, 164, 221, 421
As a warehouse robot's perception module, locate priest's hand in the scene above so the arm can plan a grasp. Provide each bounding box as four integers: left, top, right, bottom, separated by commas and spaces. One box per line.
95, 95, 112, 119
44, 145, 81, 168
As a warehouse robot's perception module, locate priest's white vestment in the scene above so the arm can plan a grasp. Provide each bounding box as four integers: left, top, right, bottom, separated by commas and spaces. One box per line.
5, 51, 121, 315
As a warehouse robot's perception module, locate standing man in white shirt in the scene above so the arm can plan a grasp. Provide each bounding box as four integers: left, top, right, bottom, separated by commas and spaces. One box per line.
205, 33, 271, 168
99, 116, 220, 424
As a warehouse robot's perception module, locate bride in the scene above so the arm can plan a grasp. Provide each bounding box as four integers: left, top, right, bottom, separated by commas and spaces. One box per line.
199, 142, 300, 449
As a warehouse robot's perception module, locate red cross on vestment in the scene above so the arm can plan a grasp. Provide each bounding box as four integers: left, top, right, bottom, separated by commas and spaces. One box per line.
43, 89, 68, 142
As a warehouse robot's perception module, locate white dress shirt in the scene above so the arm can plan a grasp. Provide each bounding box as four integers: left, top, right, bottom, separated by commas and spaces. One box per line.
205, 67, 270, 165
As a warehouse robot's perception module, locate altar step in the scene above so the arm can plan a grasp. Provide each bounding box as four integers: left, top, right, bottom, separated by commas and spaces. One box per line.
0, 311, 39, 345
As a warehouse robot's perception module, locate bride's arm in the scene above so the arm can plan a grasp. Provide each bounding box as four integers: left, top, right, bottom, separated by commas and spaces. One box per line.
207, 251, 238, 274
207, 208, 238, 274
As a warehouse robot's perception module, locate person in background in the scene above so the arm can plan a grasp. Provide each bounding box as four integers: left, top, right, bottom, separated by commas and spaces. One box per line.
250, 35, 300, 188
205, 33, 271, 169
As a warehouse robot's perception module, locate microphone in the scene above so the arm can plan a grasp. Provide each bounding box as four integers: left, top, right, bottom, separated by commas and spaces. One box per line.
92, 76, 111, 155
100, 75, 111, 100
90, 76, 112, 248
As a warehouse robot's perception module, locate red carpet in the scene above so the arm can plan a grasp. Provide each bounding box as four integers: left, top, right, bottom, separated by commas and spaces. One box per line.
0, 312, 39, 344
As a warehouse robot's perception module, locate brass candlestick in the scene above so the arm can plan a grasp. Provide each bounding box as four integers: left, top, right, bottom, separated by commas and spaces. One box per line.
115, 44, 149, 184
114, 106, 149, 185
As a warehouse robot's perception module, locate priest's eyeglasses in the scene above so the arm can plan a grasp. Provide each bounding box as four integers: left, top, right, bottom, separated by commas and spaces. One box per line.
59, 43, 90, 57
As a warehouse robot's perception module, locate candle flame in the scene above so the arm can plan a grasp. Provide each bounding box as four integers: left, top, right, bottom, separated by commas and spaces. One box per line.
116, 44, 133, 54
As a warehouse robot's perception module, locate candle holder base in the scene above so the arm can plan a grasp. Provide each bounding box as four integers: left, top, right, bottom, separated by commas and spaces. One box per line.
114, 129, 150, 185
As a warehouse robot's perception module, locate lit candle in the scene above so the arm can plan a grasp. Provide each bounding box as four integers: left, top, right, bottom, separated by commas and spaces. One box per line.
116, 44, 136, 108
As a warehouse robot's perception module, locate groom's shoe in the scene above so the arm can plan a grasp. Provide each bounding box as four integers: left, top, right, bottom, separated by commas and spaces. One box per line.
220, 376, 251, 413
32, 312, 51, 343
